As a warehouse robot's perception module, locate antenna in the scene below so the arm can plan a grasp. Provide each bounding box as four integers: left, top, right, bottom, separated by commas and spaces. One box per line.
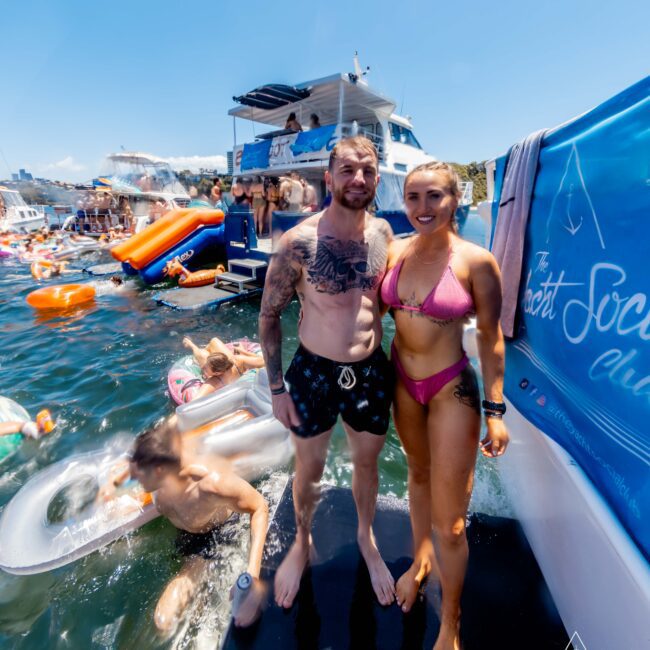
352, 51, 370, 84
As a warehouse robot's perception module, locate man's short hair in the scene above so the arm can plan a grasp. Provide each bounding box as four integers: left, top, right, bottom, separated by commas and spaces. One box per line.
328, 136, 378, 171
131, 421, 180, 469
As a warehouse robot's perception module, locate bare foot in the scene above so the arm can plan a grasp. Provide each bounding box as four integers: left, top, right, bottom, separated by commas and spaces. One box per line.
395, 558, 429, 613
358, 532, 395, 606
433, 619, 461, 650
274, 537, 310, 608
182, 336, 194, 350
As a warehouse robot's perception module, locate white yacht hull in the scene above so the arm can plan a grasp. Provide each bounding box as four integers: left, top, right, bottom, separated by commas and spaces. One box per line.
500, 401, 650, 650
0, 211, 44, 232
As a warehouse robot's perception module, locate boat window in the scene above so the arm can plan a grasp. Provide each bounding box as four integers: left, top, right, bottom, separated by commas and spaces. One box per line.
389, 123, 422, 149
0, 191, 26, 208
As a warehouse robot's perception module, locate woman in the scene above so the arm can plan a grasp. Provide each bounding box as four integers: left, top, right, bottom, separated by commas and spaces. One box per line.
250, 176, 266, 237
182, 336, 265, 400
231, 177, 247, 205
285, 112, 302, 132
264, 177, 280, 236
381, 162, 509, 650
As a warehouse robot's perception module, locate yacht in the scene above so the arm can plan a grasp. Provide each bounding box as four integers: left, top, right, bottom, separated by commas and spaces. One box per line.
228, 56, 472, 225
0, 186, 45, 232
78, 152, 192, 233
478, 76, 649, 649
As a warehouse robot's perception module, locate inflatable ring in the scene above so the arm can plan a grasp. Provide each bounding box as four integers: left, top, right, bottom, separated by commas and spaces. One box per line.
0, 373, 291, 575
167, 339, 262, 405
26, 284, 95, 310
31, 260, 53, 280
0, 396, 30, 462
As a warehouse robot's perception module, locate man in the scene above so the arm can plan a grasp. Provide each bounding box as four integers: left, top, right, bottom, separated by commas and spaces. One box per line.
280, 172, 304, 212
259, 136, 395, 609
300, 178, 317, 212
129, 421, 269, 632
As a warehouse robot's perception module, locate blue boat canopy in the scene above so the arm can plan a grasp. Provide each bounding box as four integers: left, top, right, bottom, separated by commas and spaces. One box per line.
233, 84, 311, 110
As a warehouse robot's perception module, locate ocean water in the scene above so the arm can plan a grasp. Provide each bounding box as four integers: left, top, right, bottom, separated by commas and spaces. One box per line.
0, 212, 510, 648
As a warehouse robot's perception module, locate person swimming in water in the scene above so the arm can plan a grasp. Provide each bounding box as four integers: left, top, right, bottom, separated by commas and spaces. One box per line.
129, 420, 269, 632
182, 336, 265, 400
0, 409, 55, 439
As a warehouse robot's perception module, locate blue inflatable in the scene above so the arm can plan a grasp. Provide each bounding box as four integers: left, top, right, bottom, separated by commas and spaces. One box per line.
139, 224, 225, 284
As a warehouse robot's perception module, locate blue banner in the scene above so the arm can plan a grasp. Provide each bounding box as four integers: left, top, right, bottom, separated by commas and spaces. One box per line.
290, 125, 336, 155
240, 140, 272, 171
500, 77, 650, 560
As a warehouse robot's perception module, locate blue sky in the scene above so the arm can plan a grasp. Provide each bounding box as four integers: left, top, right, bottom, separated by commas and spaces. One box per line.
1, 0, 648, 182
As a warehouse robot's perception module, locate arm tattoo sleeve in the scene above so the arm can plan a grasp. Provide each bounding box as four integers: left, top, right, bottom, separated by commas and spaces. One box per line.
259, 252, 301, 387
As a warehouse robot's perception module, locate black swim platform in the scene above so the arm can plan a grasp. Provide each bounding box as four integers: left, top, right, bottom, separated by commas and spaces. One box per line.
223, 479, 569, 650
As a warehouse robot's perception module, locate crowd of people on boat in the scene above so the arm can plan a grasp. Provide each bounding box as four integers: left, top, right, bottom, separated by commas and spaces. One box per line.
229, 173, 319, 237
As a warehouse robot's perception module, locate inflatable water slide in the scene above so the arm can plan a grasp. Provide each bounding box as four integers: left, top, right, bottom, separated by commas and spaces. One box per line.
111, 208, 225, 284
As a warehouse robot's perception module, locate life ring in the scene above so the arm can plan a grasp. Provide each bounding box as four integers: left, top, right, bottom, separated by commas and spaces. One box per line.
167, 339, 262, 405
0, 373, 291, 575
163, 258, 226, 288
26, 284, 96, 310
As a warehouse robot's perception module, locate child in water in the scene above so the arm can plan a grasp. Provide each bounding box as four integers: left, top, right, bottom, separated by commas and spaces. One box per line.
129, 420, 269, 632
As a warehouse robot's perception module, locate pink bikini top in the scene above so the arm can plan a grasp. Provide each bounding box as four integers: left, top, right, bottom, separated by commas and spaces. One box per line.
380, 248, 474, 321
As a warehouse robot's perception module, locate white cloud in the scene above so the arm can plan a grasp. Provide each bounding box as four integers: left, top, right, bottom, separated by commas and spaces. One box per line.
165, 154, 227, 173
40, 156, 86, 173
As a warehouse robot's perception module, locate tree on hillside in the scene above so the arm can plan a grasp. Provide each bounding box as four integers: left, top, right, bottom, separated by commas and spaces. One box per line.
450, 161, 487, 205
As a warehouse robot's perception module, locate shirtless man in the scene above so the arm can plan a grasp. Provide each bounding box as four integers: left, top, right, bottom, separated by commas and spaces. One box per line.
259, 136, 395, 609
129, 421, 269, 632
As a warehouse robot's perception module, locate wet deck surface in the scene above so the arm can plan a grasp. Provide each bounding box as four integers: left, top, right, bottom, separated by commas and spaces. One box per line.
154, 285, 262, 310
223, 479, 569, 650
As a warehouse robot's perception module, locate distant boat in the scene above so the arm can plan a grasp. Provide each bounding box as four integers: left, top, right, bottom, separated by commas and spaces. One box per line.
0, 186, 44, 232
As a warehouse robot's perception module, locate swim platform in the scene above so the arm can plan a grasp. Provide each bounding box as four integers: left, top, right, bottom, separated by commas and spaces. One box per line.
222, 479, 569, 649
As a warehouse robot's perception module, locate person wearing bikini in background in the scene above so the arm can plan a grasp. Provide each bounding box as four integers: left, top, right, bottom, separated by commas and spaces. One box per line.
250, 176, 266, 237
381, 162, 509, 650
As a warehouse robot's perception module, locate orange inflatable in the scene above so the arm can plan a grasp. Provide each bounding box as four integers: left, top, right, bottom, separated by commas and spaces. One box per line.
111, 208, 224, 269
26, 284, 96, 310
163, 258, 226, 288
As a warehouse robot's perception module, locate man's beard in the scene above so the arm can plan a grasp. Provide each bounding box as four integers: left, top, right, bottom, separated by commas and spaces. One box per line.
331, 182, 376, 210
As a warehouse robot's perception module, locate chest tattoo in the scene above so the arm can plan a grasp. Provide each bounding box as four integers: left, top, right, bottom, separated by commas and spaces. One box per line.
292, 232, 387, 295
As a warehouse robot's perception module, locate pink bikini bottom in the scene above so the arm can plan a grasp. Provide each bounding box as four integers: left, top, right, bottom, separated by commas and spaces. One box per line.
391, 343, 469, 405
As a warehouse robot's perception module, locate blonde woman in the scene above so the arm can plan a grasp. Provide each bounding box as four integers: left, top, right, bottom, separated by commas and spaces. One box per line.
381, 162, 509, 650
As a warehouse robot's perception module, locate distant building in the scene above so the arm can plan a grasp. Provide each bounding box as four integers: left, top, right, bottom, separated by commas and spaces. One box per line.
18, 169, 33, 181
11, 173, 19, 181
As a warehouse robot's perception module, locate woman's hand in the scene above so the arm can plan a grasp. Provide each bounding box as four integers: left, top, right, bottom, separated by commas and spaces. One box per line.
479, 417, 509, 458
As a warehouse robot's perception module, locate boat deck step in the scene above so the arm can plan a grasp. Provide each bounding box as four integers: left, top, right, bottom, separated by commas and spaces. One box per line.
216, 271, 256, 290
228, 258, 267, 270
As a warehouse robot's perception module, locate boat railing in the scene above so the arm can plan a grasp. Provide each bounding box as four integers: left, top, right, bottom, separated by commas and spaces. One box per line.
458, 181, 473, 206
235, 121, 386, 174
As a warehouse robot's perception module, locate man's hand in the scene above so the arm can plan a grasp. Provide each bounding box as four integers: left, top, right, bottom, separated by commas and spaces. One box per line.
230, 577, 267, 627
271, 391, 302, 431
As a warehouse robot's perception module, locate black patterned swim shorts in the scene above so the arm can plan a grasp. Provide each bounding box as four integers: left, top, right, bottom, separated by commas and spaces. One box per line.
285, 343, 394, 438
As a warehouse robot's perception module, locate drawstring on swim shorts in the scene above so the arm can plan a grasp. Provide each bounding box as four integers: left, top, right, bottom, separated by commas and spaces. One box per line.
337, 366, 357, 390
